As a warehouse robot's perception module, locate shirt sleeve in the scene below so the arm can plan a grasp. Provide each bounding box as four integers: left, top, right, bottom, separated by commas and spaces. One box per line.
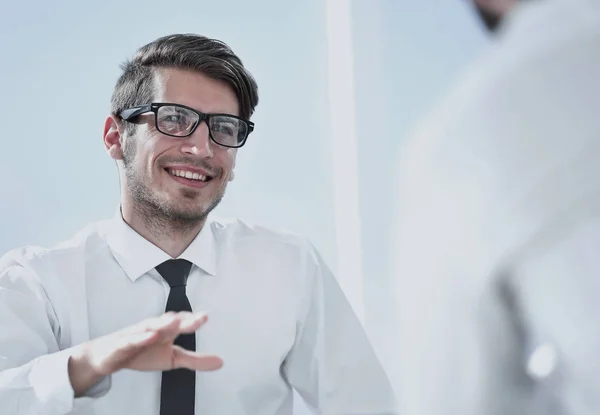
281, 243, 398, 415
391, 226, 530, 415
508, 215, 600, 415
0, 263, 110, 415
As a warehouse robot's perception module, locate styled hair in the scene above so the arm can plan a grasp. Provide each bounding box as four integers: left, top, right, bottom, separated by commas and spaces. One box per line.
111, 33, 259, 133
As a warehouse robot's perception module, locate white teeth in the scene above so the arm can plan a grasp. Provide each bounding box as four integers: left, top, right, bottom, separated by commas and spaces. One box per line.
168, 169, 208, 182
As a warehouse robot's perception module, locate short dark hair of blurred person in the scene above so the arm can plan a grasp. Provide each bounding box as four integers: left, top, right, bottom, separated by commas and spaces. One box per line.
473, 0, 519, 31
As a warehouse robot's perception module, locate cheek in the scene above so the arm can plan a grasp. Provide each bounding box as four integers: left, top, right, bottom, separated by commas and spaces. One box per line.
144, 138, 172, 175
212, 148, 236, 173
223, 149, 237, 172
121, 136, 137, 162
123, 132, 156, 170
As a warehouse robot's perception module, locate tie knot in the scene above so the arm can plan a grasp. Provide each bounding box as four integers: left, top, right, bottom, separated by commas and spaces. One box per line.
156, 259, 193, 288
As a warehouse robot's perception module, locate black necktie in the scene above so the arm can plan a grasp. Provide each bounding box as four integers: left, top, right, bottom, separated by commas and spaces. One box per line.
156, 259, 195, 415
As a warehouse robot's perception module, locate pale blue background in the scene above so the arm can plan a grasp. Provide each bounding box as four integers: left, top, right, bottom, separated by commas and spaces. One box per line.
0, 0, 488, 411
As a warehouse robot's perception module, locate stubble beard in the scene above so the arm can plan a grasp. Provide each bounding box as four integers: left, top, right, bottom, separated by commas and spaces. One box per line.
121, 142, 226, 237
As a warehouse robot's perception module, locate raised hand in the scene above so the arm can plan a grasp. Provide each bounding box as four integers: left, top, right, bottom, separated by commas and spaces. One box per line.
68, 312, 222, 396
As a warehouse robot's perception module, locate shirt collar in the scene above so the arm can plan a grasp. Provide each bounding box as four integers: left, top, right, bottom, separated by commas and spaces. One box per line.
106, 207, 217, 282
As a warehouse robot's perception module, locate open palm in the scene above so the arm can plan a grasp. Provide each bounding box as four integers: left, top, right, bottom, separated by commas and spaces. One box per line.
80, 312, 223, 376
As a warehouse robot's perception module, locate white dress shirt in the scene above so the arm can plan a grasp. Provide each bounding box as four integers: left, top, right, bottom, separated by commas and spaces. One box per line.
391, 1, 600, 414
0, 210, 396, 415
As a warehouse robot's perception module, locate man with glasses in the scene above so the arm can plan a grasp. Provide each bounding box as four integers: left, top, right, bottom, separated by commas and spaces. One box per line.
392, 0, 600, 414
0, 34, 396, 415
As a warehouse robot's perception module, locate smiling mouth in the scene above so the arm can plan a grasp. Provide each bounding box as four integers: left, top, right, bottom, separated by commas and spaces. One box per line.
165, 168, 213, 183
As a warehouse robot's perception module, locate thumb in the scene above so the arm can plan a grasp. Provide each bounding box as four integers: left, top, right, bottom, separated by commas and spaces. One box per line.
172, 346, 224, 371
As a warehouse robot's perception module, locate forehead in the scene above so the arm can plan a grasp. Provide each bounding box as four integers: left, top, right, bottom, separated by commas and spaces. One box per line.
154, 68, 240, 116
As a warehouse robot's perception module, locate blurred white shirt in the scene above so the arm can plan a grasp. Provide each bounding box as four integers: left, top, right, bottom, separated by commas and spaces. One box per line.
0, 210, 396, 415
391, 1, 600, 414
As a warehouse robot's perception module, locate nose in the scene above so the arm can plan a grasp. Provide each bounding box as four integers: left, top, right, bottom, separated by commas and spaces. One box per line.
180, 121, 213, 158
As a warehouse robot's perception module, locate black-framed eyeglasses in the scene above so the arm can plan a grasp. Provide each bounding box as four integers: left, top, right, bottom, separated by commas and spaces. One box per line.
119, 102, 254, 149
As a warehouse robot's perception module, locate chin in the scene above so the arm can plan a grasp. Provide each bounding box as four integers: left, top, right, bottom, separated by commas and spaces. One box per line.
162, 205, 207, 223
167, 197, 222, 221
159, 182, 225, 218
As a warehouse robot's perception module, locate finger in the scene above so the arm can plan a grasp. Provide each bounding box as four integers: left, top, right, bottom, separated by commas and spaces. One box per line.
124, 312, 178, 336
147, 312, 181, 331
172, 346, 224, 371
113, 331, 159, 359
140, 313, 182, 340
98, 330, 160, 374
125, 330, 160, 348
153, 312, 207, 342
156, 312, 207, 336
178, 313, 208, 333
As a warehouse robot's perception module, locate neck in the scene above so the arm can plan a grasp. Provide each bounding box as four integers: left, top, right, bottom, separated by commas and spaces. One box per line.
120, 198, 205, 258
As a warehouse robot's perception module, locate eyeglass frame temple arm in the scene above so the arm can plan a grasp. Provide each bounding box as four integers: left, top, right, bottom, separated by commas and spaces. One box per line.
119, 104, 152, 121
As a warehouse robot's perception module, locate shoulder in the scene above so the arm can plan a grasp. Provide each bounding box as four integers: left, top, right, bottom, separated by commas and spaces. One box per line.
0, 220, 110, 281
397, 0, 600, 212
403, 0, 600, 165
208, 216, 314, 249
207, 216, 320, 260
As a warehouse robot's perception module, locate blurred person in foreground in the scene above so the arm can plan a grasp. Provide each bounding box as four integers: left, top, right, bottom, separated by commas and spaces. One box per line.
0, 34, 396, 415
392, 0, 600, 414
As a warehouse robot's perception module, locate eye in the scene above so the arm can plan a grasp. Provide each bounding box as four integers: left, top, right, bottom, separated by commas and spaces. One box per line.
162, 114, 186, 124
157, 106, 196, 125
213, 122, 238, 136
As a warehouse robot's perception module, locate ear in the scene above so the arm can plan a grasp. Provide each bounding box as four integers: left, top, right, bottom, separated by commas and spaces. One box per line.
103, 115, 124, 160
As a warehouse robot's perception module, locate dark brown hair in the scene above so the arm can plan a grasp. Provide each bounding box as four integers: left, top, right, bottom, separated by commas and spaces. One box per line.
111, 33, 259, 133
